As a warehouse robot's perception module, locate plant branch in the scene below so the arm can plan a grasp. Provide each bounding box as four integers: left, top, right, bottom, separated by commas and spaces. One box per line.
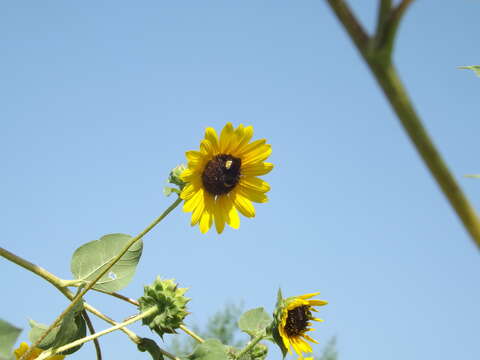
179, 324, 205, 343
324, 0, 480, 250
36, 306, 159, 360
23, 196, 183, 359
0, 246, 141, 343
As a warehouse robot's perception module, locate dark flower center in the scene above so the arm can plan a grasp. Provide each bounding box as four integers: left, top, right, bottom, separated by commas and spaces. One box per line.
202, 154, 242, 196
284, 305, 311, 337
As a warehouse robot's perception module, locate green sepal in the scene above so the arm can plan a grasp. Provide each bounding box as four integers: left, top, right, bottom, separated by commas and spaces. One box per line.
29, 301, 86, 355
187, 339, 229, 360
0, 319, 22, 360
238, 308, 271, 338
137, 338, 165, 360
138, 277, 190, 338
164, 164, 187, 196
70, 233, 143, 292
268, 288, 288, 358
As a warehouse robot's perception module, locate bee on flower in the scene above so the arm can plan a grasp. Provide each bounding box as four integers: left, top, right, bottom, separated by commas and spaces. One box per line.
180, 123, 273, 233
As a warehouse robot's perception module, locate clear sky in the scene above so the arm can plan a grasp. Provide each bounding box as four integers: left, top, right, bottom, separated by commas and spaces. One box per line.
1, 1, 480, 360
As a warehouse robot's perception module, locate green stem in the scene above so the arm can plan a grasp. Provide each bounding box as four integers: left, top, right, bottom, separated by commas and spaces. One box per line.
0, 247, 67, 288
24, 196, 182, 359
325, 0, 480, 251
179, 324, 205, 343
235, 333, 264, 359
36, 307, 159, 360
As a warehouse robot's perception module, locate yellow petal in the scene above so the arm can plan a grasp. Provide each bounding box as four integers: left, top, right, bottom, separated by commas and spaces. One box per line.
180, 168, 197, 182
242, 144, 272, 166
200, 139, 215, 156
233, 191, 256, 217
219, 122, 234, 153
298, 292, 321, 299
241, 162, 273, 176
302, 334, 319, 344
237, 185, 268, 203
234, 125, 254, 154
214, 197, 226, 234
237, 139, 266, 157
240, 176, 270, 192
308, 300, 328, 306
183, 189, 203, 212
204, 127, 219, 154
186, 150, 204, 163
224, 196, 240, 229
199, 194, 214, 233
191, 195, 205, 225
180, 183, 197, 200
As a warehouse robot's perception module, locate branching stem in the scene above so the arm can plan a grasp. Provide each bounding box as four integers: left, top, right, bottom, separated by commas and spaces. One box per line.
325, 0, 480, 250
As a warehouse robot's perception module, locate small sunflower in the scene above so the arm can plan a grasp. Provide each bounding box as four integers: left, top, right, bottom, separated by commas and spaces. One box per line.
180, 123, 273, 233
276, 293, 328, 358
14, 342, 65, 360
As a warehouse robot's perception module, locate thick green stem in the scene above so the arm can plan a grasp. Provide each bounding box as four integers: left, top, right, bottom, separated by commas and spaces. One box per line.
235, 333, 264, 359
23, 196, 183, 359
325, 0, 480, 250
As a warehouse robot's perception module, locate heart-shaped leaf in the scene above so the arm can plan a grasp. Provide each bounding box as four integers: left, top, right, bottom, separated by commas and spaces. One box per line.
71, 233, 143, 292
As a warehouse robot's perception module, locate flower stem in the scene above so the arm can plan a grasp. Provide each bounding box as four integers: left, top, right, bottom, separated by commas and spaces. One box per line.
235, 333, 264, 359
179, 324, 205, 343
17, 196, 183, 360
35, 307, 159, 360
325, 0, 480, 250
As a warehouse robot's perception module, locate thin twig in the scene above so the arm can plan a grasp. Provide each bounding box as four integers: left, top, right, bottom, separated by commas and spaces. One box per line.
89, 288, 139, 307
82, 310, 102, 360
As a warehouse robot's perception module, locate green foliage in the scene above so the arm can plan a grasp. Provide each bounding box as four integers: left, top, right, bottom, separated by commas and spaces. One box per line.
187, 339, 229, 360
459, 65, 480, 77
0, 319, 21, 360
28, 301, 86, 355
238, 308, 271, 338
70, 233, 143, 292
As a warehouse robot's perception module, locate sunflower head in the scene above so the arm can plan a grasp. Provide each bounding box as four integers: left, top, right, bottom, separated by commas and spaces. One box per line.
271, 290, 328, 359
13, 342, 65, 360
180, 123, 273, 234
137, 276, 190, 338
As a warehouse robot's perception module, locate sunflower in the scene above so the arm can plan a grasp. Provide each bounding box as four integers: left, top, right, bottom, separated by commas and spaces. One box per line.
14, 342, 65, 360
277, 293, 328, 358
180, 123, 273, 234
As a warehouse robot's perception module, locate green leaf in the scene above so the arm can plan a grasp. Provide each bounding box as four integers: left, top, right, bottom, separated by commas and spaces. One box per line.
459, 65, 480, 77
187, 339, 229, 360
465, 174, 480, 178
0, 319, 22, 360
28, 302, 86, 355
71, 233, 143, 292
238, 308, 271, 338
137, 338, 165, 360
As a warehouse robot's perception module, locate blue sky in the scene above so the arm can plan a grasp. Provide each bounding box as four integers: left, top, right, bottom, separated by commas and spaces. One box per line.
1, 1, 480, 359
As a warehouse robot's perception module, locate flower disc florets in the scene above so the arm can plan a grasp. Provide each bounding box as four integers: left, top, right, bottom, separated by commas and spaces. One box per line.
138, 276, 190, 338
271, 291, 328, 359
